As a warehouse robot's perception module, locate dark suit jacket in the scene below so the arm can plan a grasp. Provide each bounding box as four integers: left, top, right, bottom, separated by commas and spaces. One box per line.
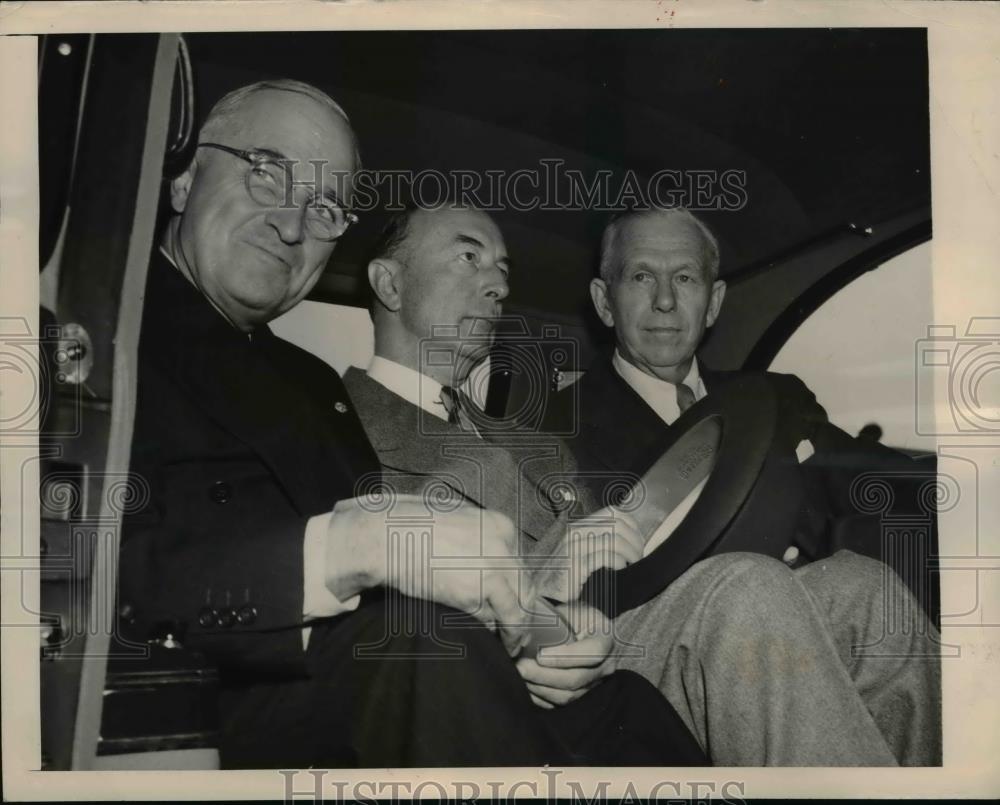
116, 263, 708, 768
120, 250, 380, 674
545, 356, 915, 565
342, 367, 590, 559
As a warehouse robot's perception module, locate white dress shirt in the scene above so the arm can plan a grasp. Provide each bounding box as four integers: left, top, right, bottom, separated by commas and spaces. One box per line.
366, 355, 452, 423
612, 349, 707, 425
367, 355, 484, 436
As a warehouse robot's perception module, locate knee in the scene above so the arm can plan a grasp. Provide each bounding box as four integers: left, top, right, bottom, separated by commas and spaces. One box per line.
691, 552, 811, 628
697, 551, 799, 599
802, 549, 893, 606
350, 594, 504, 660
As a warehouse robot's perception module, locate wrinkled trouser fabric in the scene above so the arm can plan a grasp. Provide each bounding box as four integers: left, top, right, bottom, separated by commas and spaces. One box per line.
219, 592, 706, 768
612, 550, 942, 766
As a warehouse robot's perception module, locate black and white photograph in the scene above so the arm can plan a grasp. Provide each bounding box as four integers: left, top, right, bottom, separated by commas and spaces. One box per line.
1, 0, 998, 800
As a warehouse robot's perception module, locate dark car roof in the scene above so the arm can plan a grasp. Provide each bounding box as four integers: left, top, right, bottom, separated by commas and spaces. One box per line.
181, 28, 929, 320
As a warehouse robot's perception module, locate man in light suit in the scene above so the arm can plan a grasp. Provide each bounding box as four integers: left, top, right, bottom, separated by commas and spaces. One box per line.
340, 205, 706, 762
350, 204, 941, 766
120, 80, 700, 768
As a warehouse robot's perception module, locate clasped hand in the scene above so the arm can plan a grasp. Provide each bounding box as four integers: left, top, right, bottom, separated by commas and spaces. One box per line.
324, 494, 534, 655
533, 506, 645, 603
518, 507, 644, 707
516, 601, 616, 708
326, 497, 641, 700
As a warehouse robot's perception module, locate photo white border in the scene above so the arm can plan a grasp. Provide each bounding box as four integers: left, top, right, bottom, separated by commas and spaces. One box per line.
2, 0, 999, 799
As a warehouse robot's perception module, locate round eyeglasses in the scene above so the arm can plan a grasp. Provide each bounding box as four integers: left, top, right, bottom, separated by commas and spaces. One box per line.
197, 142, 358, 242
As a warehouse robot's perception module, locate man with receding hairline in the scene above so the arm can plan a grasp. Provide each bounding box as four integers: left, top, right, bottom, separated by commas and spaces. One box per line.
343, 201, 708, 763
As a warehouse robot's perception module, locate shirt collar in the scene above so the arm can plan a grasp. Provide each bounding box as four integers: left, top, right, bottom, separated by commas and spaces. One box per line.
612, 349, 705, 426
366, 355, 451, 422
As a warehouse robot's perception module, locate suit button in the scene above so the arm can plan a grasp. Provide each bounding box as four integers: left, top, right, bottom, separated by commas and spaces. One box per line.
782, 545, 800, 566
217, 607, 237, 628
208, 481, 232, 504
236, 605, 258, 626
197, 607, 218, 628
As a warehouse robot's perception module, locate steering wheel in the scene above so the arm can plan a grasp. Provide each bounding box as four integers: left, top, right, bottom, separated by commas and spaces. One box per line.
580, 374, 777, 618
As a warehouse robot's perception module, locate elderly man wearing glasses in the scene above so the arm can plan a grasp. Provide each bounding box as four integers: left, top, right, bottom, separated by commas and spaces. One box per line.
119, 80, 702, 769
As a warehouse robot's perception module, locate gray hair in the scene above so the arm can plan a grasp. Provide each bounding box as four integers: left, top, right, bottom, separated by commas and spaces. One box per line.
198, 79, 362, 170
598, 207, 721, 284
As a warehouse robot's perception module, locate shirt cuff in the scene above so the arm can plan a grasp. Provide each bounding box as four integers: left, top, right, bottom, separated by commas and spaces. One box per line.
303, 511, 360, 648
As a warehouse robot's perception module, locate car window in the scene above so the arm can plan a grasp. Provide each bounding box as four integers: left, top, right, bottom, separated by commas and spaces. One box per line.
769, 242, 935, 452
271, 300, 374, 375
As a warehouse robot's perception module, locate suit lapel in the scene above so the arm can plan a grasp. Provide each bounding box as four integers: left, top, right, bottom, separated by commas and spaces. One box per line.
573, 358, 750, 479
477, 431, 566, 542
343, 367, 557, 541
575, 357, 670, 472
700, 366, 737, 396
141, 252, 349, 514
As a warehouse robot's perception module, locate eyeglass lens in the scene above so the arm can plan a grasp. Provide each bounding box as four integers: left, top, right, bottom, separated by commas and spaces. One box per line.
244, 157, 350, 241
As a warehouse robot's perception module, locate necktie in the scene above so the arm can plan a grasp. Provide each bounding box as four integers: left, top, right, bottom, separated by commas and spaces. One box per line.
676, 382, 696, 413
439, 386, 478, 431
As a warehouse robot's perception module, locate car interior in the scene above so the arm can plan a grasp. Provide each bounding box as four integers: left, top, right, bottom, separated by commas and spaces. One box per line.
36, 29, 936, 769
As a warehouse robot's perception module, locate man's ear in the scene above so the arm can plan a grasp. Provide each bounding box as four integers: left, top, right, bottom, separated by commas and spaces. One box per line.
368, 258, 402, 313
590, 278, 616, 328
169, 159, 197, 214
705, 279, 727, 328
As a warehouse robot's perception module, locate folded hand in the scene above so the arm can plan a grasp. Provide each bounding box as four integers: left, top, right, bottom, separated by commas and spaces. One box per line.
533, 506, 645, 602
515, 602, 615, 708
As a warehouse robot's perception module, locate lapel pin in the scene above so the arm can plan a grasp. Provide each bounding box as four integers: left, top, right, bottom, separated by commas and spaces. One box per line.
334, 401, 349, 414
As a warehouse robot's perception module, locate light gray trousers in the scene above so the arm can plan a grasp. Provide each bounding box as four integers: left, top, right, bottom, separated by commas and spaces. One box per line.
611, 550, 942, 766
